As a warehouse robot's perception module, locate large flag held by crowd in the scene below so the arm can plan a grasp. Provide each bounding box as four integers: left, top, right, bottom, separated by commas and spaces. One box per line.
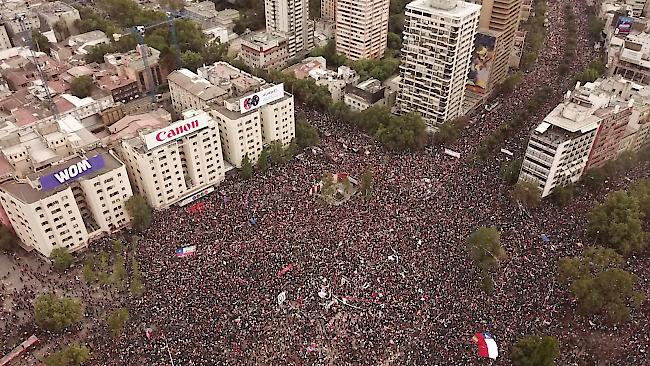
472, 332, 499, 359
175, 245, 196, 258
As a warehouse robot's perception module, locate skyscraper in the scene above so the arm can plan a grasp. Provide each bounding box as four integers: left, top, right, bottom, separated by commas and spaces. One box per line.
397, 0, 481, 126
467, 0, 522, 93
265, 0, 314, 58
335, 0, 390, 60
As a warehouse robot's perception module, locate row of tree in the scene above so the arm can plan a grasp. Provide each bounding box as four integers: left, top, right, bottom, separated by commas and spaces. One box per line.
240, 139, 299, 179
475, 87, 552, 159
309, 40, 401, 81
558, 4, 577, 76
520, 0, 548, 70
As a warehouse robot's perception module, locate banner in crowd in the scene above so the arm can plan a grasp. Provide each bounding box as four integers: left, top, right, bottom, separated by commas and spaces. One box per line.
176, 245, 196, 258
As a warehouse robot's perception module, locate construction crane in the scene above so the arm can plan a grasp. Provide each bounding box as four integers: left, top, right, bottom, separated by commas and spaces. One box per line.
17, 13, 59, 120
131, 11, 188, 101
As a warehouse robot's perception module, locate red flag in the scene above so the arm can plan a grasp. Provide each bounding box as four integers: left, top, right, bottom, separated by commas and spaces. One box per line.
277, 264, 294, 277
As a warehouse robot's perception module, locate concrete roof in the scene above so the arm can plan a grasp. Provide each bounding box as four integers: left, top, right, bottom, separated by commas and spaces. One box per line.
168, 69, 228, 101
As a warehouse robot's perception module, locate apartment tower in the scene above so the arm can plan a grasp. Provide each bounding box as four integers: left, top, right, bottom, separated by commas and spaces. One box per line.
265, 0, 314, 58
469, 0, 522, 92
397, 0, 481, 126
335, 0, 390, 60
321, 0, 336, 21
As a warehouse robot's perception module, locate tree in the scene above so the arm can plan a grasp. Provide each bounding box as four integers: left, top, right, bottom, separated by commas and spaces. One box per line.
360, 169, 374, 200
559, 247, 645, 323
257, 147, 270, 172
499, 159, 521, 185
433, 116, 467, 145
82, 256, 96, 283
125, 194, 152, 232
512, 181, 541, 208
511, 336, 560, 366
0, 225, 19, 252
549, 184, 574, 206
341, 176, 353, 196
587, 191, 646, 255
107, 308, 129, 338
50, 247, 74, 272
284, 138, 298, 160
270, 140, 286, 164
496, 72, 523, 96
481, 271, 494, 294
45, 344, 91, 366
467, 227, 507, 272
295, 118, 320, 148
34, 293, 83, 332
387, 32, 402, 52
240, 153, 253, 179
180, 50, 204, 72
97, 250, 111, 285
320, 172, 336, 202
129, 257, 145, 297
631, 179, 650, 219
112, 254, 127, 289
32, 30, 51, 54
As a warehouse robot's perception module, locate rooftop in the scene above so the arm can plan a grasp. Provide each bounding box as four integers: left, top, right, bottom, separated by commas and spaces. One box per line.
407, 0, 482, 17
198, 62, 264, 97
103, 109, 170, 145
168, 69, 228, 102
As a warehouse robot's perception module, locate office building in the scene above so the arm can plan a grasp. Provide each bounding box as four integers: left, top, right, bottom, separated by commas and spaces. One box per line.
239, 32, 290, 71
397, 0, 481, 126
265, 0, 314, 58
118, 109, 225, 210
0, 116, 133, 257
335, 0, 390, 60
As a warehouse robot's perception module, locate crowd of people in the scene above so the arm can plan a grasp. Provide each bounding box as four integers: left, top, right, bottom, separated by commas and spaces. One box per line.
2, 0, 649, 364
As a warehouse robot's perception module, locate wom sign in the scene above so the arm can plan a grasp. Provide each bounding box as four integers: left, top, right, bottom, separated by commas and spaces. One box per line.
40, 155, 105, 191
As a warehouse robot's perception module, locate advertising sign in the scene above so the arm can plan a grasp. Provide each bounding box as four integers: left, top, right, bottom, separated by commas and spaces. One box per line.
177, 186, 215, 207
616, 16, 633, 35
467, 33, 497, 94
239, 84, 285, 112
143, 113, 210, 150
40, 155, 105, 191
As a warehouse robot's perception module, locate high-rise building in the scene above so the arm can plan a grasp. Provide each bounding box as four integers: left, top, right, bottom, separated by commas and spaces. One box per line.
397, 0, 481, 126
265, 0, 314, 58
466, 0, 522, 93
321, 0, 336, 21
335, 0, 390, 60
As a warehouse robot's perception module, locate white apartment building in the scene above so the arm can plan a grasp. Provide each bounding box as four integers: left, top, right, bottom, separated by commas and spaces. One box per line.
0, 116, 133, 257
626, 0, 648, 16
335, 0, 390, 60
518, 92, 602, 197
198, 62, 295, 167
239, 32, 290, 71
118, 110, 225, 210
265, 0, 314, 58
0, 24, 12, 50
168, 69, 228, 114
397, 0, 481, 126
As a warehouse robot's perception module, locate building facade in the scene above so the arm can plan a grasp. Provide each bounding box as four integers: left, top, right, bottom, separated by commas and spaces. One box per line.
335, 0, 390, 60
265, 0, 314, 58
397, 0, 481, 126
119, 110, 225, 210
321, 0, 336, 21
344, 78, 386, 111
0, 124, 133, 257
239, 32, 290, 71
468, 0, 522, 92
168, 69, 227, 114
0, 24, 12, 50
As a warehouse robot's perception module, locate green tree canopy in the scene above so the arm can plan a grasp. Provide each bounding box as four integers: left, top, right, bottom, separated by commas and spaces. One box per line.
631, 179, 650, 219
70, 75, 94, 98
360, 169, 373, 200
295, 118, 320, 149
269, 140, 286, 164
511, 335, 560, 366
107, 307, 129, 338
32, 31, 51, 54
512, 180, 541, 208
559, 247, 644, 323
549, 184, 574, 206
180, 50, 203, 72
0, 225, 19, 252
34, 293, 83, 332
50, 247, 74, 272
467, 226, 507, 272
257, 146, 270, 172
45, 344, 91, 366
125, 194, 152, 232
240, 153, 253, 179
499, 159, 522, 185
587, 190, 646, 255
320, 172, 336, 202
433, 116, 467, 145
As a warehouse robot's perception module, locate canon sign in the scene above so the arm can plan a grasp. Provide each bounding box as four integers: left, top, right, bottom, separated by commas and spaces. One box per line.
143, 113, 210, 150
239, 83, 285, 112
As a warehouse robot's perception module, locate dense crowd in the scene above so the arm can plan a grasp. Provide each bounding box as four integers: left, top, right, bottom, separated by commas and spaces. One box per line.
2, 0, 649, 364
